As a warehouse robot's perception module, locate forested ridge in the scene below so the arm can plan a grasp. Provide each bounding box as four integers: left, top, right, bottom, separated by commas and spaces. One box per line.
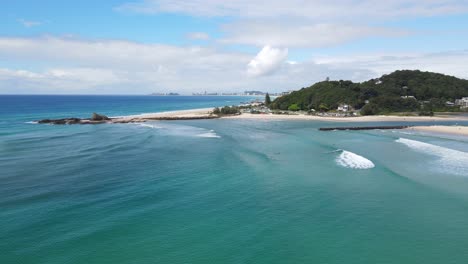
271, 70, 468, 114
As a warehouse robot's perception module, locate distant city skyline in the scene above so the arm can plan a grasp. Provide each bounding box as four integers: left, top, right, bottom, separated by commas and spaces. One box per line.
1, 0, 468, 94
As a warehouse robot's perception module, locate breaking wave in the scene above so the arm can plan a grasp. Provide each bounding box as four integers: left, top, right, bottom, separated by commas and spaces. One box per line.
136, 122, 220, 138
396, 138, 468, 176
136, 123, 162, 129
336, 150, 375, 169
197, 130, 221, 138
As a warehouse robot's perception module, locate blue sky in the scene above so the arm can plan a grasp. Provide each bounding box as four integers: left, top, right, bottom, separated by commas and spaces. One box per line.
1, 0, 468, 94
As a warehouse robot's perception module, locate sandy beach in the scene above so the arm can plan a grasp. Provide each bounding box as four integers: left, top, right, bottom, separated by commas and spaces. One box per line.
407, 126, 468, 136
110, 108, 215, 122
223, 112, 468, 122
101, 108, 468, 125
107, 107, 468, 123
108, 110, 468, 137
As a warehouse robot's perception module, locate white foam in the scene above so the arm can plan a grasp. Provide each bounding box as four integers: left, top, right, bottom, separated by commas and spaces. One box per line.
399, 131, 415, 135
197, 131, 221, 138
25, 121, 38, 124
336, 150, 375, 169
136, 123, 220, 138
136, 123, 162, 129
396, 138, 468, 176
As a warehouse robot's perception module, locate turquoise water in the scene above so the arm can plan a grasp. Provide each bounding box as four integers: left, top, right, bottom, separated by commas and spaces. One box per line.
2, 96, 468, 264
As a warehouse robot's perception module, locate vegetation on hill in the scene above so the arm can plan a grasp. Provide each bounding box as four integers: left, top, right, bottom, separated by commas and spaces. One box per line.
213, 106, 240, 116
270, 70, 468, 115
265, 93, 271, 106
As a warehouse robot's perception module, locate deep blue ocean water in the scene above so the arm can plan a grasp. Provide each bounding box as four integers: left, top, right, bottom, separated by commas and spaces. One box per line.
2, 95, 468, 264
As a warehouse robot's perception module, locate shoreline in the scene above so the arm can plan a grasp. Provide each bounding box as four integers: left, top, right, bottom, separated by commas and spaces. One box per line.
406, 126, 468, 136
111, 108, 215, 121
222, 112, 468, 122
115, 107, 468, 123
118, 109, 468, 136
37, 107, 468, 125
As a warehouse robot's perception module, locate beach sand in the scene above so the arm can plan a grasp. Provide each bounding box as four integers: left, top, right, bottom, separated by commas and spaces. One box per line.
111, 108, 468, 125
111, 108, 215, 122
407, 126, 468, 136
223, 112, 468, 122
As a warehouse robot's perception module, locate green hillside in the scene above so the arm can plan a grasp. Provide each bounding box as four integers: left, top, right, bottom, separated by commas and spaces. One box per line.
270, 70, 468, 114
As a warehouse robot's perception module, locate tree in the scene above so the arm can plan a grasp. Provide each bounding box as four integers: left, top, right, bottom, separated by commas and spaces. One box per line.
213, 106, 240, 116
360, 103, 378, 115
319, 103, 329, 112
265, 93, 271, 106
288, 104, 300, 111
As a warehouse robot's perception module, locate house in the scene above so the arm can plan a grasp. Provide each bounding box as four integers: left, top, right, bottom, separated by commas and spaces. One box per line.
337, 104, 350, 112
455, 97, 468, 109
446, 101, 455, 107
401, 95, 416, 100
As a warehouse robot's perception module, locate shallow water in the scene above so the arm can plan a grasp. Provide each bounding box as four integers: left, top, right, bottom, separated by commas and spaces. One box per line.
2, 96, 468, 264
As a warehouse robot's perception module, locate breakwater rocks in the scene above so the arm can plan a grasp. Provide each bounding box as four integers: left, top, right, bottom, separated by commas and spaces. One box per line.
38, 113, 111, 125
37, 113, 219, 125
319, 125, 410, 131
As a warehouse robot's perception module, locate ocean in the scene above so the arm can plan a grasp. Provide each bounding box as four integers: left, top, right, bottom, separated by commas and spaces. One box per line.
1, 95, 468, 264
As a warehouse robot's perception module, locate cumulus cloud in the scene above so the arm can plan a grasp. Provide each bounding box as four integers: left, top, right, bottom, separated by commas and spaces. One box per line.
247, 46, 288, 77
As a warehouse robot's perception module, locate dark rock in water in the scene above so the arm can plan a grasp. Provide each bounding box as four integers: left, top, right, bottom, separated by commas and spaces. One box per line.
37, 112, 219, 125
37, 114, 111, 125
38, 118, 82, 125
91, 113, 110, 121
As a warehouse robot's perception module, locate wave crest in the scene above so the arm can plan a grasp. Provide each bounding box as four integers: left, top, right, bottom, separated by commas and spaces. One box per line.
396, 138, 468, 176
197, 130, 221, 138
336, 150, 375, 169
137, 123, 162, 129
136, 123, 220, 138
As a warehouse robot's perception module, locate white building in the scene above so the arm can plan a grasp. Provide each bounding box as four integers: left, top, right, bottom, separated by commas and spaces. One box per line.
337, 104, 350, 112
446, 101, 455, 107
455, 97, 468, 109
401, 95, 416, 100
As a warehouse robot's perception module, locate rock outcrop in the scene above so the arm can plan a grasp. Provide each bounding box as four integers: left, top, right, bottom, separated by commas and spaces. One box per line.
91, 113, 110, 121
38, 113, 111, 125
38, 118, 82, 125
36, 112, 219, 125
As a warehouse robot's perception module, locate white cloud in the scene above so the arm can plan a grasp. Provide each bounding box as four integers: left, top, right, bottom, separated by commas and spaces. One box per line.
315, 50, 468, 80
17, 19, 42, 28
247, 46, 288, 77
187, 32, 210, 40
221, 22, 409, 48
0, 67, 129, 93
117, 0, 468, 19
116, 0, 468, 48
1, 36, 468, 94
0, 36, 253, 93
0, 36, 248, 70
